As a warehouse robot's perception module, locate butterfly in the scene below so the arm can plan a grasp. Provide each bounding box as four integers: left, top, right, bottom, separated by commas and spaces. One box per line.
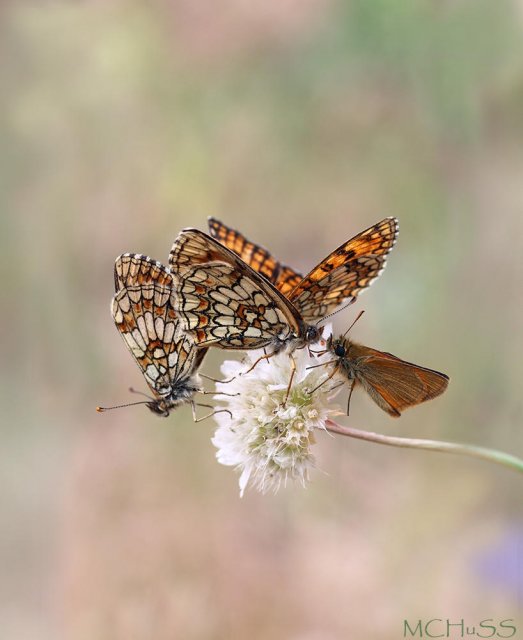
168, 218, 398, 359
206, 217, 398, 321
313, 324, 449, 417
208, 220, 448, 416
98, 253, 210, 417
207, 217, 303, 295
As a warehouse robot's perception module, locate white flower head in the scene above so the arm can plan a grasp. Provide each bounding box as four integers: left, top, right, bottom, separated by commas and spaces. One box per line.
212, 327, 342, 496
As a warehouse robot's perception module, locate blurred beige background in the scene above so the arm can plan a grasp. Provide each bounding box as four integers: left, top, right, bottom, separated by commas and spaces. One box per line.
1, 1, 522, 638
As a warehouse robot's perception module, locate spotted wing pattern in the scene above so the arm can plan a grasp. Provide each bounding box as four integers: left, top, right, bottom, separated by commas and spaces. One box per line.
170, 218, 397, 352
114, 252, 171, 292
112, 255, 204, 401
169, 229, 305, 350
289, 218, 399, 322
277, 265, 304, 296
207, 217, 303, 295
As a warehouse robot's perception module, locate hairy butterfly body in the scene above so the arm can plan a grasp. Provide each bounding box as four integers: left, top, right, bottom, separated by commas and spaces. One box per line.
328, 335, 449, 417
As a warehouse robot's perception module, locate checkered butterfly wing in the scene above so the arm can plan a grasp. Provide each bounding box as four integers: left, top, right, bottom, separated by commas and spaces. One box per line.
114, 252, 172, 292
169, 230, 305, 350
112, 254, 206, 401
207, 217, 303, 295
288, 217, 399, 322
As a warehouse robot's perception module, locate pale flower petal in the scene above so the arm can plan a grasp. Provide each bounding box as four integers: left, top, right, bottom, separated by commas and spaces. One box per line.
212, 328, 342, 496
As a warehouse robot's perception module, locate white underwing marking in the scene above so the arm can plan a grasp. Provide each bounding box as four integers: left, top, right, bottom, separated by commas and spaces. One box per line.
137, 315, 149, 341
191, 268, 209, 283
180, 281, 196, 295
184, 311, 200, 329
154, 289, 169, 307
125, 334, 145, 358
244, 327, 262, 338
129, 288, 141, 303
132, 328, 147, 351
145, 311, 155, 337
154, 316, 165, 340
219, 286, 243, 301
275, 308, 288, 324
181, 294, 202, 311
163, 321, 175, 343
215, 315, 237, 326
233, 283, 250, 300
209, 290, 230, 304
215, 303, 234, 316
264, 308, 279, 325
113, 306, 123, 323
141, 287, 153, 302
118, 295, 131, 313
145, 364, 160, 381
253, 292, 268, 307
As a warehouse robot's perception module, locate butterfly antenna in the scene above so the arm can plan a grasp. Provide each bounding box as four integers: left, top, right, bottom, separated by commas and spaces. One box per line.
96, 400, 151, 412
314, 298, 356, 326
342, 310, 366, 338
128, 387, 155, 400
97, 387, 157, 412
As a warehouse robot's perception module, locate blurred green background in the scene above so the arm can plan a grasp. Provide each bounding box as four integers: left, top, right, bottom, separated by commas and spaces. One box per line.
2, 0, 522, 638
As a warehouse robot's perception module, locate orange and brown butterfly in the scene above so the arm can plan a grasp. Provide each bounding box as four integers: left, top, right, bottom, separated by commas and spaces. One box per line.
168, 217, 398, 356
314, 322, 449, 417
97, 253, 209, 417
207, 217, 398, 319
207, 217, 303, 295
207, 219, 448, 416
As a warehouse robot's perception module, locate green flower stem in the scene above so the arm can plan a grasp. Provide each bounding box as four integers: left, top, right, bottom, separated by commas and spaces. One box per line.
325, 420, 523, 475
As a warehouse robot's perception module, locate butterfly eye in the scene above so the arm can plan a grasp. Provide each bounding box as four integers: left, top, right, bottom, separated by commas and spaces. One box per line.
334, 344, 346, 357
306, 326, 320, 342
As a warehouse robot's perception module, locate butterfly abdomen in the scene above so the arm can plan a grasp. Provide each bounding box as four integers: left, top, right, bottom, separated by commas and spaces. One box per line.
173, 377, 203, 402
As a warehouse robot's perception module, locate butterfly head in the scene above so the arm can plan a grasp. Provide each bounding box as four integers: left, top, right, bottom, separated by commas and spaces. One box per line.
145, 399, 171, 417
323, 310, 365, 360
326, 334, 352, 360
332, 338, 347, 359
305, 325, 323, 345
97, 387, 175, 417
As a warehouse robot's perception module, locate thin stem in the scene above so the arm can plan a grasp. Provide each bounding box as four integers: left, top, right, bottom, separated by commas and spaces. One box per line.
325, 420, 523, 475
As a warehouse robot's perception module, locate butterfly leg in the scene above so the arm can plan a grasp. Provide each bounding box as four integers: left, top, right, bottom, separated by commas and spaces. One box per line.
346, 380, 356, 416
327, 380, 344, 394
307, 364, 340, 395
281, 353, 297, 408
200, 373, 236, 385
241, 350, 278, 376
191, 402, 233, 423
306, 359, 338, 370
200, 389, 240, 397
308, 348, 329, 356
